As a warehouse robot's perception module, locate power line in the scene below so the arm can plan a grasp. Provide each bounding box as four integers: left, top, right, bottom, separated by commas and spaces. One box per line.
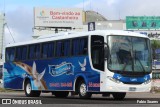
6, 23, 15, 43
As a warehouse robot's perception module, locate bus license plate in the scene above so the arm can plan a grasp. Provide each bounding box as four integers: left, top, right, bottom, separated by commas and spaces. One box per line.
129, 87, 136, 91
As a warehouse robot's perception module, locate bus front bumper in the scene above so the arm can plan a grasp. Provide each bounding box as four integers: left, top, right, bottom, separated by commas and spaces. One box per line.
103, 78, 151, 92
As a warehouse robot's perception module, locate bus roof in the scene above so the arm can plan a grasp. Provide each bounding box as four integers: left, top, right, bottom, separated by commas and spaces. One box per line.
6, 30, 149, 48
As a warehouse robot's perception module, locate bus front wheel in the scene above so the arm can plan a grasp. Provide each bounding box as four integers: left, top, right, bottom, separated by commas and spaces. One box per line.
112, 92, 126, 100
78, 81, 92, 99
24, 80, 41, 97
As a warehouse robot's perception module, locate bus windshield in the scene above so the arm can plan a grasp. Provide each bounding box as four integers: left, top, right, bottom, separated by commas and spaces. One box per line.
108, 35, 151, 74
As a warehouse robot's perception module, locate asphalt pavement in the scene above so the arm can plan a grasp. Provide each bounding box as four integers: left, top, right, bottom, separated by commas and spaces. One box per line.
0, 92, 160, 107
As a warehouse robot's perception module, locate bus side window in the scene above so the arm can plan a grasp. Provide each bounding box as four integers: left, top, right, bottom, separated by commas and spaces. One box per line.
91, 35, 104, 71
48, 42, 54, 57
64, 40, 70, 56
42, 43, 48, 58
35, 44, 40, 59
42, 42, 54, 58
15, 47, 21, 60
79, 38, 88, 55
29, 45, 35, 59
29, 44, 40, 59
72, 37, 88, 56
15, 46, 27, 61
56, 41, 63, 57
21, 46, 27, 60
6, 48, 15, 62
55, 40, 70, 57
72, 39, 79, 56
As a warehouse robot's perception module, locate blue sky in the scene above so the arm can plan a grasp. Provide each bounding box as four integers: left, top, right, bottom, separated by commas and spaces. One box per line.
4, 0, 82, 6
1, 0, 84, 11
1, 0, 160, 44
0, 0, 85, 44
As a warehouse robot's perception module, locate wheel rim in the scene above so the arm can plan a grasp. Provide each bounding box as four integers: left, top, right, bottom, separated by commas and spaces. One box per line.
80, 83, 87, 96
26, 83, 31, 94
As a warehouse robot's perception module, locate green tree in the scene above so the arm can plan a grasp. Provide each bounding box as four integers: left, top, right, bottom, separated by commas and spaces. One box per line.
151, 40, 160, 59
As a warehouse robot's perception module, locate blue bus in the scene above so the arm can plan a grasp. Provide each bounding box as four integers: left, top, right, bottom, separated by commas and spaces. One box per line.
3, 30, 152, 100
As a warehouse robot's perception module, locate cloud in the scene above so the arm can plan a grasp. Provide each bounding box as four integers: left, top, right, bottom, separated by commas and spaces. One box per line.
4, 26, 32, 45
75, 0, 160, 19
5, 6, 33, 44
75, 0, 120, 19
3, 0, 160, 46
4, 27, 15, 44
116, 0, 160, 19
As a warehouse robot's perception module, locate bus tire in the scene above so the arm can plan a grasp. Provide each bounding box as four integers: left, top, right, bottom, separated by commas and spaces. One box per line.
112, 92, 126, 100
24, 80, 41, 97
78, 81, 92, 99
54, 91, 69, 98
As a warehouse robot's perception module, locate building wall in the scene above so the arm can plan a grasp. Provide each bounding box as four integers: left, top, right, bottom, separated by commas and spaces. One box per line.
33, 20, 125, 38
33, 26, 87, 38
95, 20, 124, 30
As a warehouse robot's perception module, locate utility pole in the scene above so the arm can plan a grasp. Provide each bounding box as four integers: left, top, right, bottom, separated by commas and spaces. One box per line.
0, 13, 5, 60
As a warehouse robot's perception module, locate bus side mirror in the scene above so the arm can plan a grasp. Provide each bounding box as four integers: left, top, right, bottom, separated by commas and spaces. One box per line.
104, 47, 108, 60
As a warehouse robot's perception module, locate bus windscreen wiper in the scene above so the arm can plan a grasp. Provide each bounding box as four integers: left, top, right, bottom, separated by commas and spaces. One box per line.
135, 50, 145, 72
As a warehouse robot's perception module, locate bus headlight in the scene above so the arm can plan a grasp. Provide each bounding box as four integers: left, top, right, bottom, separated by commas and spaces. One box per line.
143, 80, 151, 84
107, 76, 122, 84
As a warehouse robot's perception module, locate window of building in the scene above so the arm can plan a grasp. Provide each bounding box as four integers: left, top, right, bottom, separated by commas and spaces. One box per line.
152, 72, 160, 79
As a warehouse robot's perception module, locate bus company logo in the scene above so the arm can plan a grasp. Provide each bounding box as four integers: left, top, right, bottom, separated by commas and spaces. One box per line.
130, 78, 137, 82
49, 62, 74, 76
79, 58, 86, 71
